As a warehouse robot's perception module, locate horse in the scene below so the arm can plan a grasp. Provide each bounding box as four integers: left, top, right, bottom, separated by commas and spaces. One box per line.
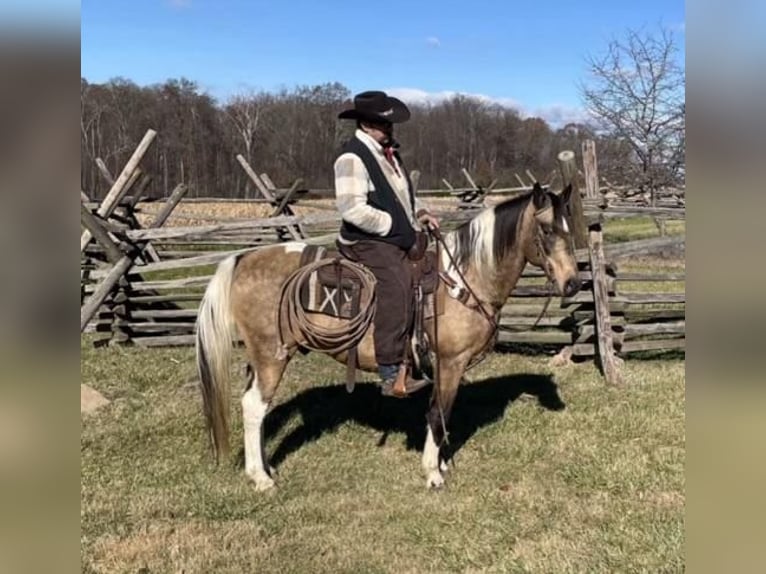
195, 182, 581, 490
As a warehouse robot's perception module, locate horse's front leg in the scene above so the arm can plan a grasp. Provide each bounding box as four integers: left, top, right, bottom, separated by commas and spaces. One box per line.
422, 362, 464, 489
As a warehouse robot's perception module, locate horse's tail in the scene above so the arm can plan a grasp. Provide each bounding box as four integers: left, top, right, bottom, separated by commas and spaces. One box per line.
195, 254, 238, 462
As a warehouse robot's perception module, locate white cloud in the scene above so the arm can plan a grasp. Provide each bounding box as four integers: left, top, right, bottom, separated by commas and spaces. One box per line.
386, 87, 589, 128
426, 36, 441, 48
527, 103, 593, 127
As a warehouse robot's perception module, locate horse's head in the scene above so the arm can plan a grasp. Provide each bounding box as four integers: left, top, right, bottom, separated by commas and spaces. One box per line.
526, 183, 582, 297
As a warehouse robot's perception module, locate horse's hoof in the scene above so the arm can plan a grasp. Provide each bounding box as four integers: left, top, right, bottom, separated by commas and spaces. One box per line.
426, 471, 445, 490
248, 473, 276, 491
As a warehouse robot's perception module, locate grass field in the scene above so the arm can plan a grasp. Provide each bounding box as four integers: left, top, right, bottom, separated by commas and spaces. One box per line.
81, 340, 684, 573
82, 207, 684, 572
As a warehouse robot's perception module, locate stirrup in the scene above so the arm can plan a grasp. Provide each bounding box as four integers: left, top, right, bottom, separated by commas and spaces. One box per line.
380, 365, 430, 398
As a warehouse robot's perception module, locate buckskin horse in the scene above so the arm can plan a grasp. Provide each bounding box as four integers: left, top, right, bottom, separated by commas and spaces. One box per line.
195, 182, 581, 490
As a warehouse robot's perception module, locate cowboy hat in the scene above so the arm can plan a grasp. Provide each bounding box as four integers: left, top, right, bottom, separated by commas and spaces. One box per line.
338, 90, 411, 123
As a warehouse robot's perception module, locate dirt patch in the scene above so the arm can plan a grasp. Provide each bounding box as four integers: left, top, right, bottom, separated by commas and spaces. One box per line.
81, 384, 110, 415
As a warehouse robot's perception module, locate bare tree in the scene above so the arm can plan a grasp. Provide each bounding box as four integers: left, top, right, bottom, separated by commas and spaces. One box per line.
224, 91, 269, 197
580, 27, 685, 203
80, 78, 610, 196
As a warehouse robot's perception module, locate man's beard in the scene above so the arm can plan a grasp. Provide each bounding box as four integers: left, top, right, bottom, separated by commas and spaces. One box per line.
381, 132, 399, 149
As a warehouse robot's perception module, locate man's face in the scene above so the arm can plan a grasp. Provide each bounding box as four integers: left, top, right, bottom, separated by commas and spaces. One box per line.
362, 121, 394, 145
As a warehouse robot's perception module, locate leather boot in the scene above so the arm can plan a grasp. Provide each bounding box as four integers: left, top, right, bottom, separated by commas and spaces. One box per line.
381, 364, 430, 398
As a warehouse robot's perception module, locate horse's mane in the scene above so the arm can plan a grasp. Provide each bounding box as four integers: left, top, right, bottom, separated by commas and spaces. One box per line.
444, 192, 532, 275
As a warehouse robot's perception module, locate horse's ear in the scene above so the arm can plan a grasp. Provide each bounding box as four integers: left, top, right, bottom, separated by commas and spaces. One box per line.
532, 182, 547, 209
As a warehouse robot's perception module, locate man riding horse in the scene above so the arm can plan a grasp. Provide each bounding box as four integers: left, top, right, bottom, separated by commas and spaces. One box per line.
334, 91, 440, 397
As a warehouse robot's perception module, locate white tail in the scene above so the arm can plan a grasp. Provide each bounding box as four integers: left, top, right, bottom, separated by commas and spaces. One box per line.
195, 255, 238, 461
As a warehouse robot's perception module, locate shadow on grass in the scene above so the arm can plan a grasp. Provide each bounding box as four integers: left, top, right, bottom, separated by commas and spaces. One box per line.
242, 373, 565, 469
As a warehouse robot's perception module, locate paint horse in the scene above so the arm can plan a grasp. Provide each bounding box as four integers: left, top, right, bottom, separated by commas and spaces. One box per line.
195, 183, 581, 490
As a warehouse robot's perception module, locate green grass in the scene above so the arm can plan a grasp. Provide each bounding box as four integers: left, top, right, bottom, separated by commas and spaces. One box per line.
603, 217, 685, 243
81, 341, 684, 573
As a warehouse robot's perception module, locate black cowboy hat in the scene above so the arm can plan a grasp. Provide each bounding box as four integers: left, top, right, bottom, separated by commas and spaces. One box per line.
338, 90, 411, 123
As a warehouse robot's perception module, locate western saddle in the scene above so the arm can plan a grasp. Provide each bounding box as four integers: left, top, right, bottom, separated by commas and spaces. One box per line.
296, 237, 443, 391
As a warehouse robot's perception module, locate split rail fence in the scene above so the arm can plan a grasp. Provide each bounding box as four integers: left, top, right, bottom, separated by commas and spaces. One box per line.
81, 130, 685, 383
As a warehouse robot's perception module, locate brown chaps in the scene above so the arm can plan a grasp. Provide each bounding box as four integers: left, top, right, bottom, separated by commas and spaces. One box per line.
338, 240, 413, 366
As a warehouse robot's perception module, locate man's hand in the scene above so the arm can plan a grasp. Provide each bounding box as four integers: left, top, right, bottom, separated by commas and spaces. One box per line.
417, 210, 440, 231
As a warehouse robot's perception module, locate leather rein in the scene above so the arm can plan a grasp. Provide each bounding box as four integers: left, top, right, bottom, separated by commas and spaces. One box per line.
431, 227, 498, 331
431, 215, 561, 333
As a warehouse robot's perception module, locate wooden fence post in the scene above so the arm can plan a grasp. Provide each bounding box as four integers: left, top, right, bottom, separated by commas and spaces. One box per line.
271, 178, 304, 218
461, 168, 479, 190
80, 184, 188, 332
95, 157, 115, 186
80, 129, 157, 252
589, 223, 624, 385
89, 163, 163, 265
557, 150, 589, 249
80, 203, 124, 264
236, 154, 303, 240
111, 277, 133, 345
581, 140, 599, 200
259, 172, 277, 191
410, 170, 421, 193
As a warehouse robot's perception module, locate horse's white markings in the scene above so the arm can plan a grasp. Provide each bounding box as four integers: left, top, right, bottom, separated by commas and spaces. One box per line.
441, 206, 497, 288
561, 217, 569, 233
422, 426, 444, 489
284, 242, 307, 254
468, 208, 497, 276
441, 237, 467, 301
242, 372, 274, 490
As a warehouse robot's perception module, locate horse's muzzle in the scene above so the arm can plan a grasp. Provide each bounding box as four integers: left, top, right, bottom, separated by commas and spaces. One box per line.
563, 277, 581, 297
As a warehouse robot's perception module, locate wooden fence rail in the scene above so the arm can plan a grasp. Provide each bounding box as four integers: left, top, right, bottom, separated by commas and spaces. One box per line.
81, 135, 685, 384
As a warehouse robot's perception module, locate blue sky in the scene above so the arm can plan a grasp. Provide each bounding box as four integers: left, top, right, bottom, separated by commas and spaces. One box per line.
81, 0, 684, 125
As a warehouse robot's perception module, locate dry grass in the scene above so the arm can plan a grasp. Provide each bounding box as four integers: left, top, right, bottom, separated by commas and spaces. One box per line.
81, 340, 684, 573
135, 199, 337, 228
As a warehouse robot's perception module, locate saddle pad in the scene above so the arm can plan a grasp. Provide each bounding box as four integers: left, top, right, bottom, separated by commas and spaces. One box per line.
298, 257, 364, 320
295, 245, 443, 320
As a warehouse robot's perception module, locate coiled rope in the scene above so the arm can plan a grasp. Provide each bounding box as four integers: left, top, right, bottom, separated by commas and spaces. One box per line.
276, 258, 377, 357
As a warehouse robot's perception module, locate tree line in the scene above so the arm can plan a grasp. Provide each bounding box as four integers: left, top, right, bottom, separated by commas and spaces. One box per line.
81, 28, 683, 201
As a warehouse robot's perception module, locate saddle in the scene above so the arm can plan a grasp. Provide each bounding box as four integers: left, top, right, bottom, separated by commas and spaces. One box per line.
297, 243, 443, 321
297, 238, 444, 389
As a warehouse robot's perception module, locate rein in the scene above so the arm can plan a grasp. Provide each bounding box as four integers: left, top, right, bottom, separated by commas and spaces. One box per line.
432, 217, 556, 331
530, 209, 579, 328
429, 226, 498, 449
532, 224, 556, 329
432, 214, 562, 333
430, 227, 497, 331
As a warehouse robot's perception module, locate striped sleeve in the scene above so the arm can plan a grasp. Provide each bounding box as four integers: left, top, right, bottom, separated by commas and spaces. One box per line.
334, 153, 392, 236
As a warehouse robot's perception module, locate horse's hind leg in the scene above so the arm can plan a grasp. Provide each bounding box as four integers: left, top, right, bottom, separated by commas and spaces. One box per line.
242, 353, 289, 491
422, 362, 463, 489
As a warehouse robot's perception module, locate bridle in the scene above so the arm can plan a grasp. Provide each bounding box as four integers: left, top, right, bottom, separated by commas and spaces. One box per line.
430, 227, 497, 332
530, 203, 578, 328
426, 207, 572, 450
427, 197, 576, 451
432, 203, 573, 331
